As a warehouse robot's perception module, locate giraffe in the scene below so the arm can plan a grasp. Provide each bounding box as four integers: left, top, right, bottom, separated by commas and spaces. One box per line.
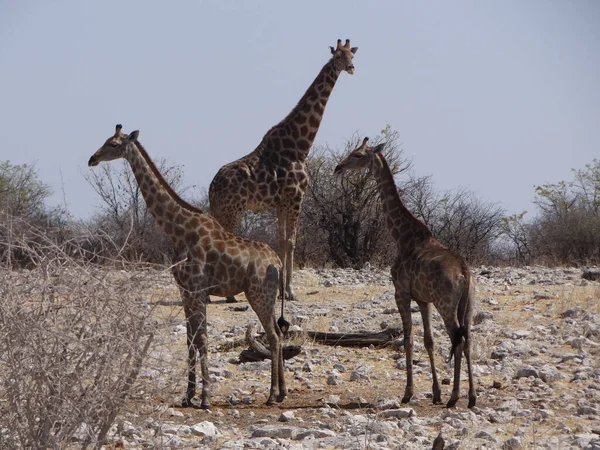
209, 39, 358, 302
88, 125, 287, 409
334, 137, 476, 409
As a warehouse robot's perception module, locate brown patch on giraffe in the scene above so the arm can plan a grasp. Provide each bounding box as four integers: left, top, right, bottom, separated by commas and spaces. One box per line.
215, 262, 228, 280
291, 126, 299, 140
228, 265, 237, 280
186, 232, 199, 246
298, 139, 310, 151
175, 215, 186, 226
214, 240, 226, 253
156, 192, 168, 204
187, 217, 200, 229
206, 250, 219, 265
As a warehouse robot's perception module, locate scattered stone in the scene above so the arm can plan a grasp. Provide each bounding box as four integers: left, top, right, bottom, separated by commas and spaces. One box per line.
327, 369, 342, 386
502, 436, 523, 449
561, 307, 583, 319
582, 269, 600, 281
250, 426, 299, 440
350, 365, 372, 382
379, 408, 415, 418
190, 421, 219, 437
278, 411, 295, 422
515, 365, 540, 379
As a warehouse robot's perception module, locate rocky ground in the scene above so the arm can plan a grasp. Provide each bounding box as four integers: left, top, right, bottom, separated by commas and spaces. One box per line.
97, 266, 599, 449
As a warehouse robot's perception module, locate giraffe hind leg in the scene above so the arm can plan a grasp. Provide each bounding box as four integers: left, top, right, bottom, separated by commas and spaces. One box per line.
417, 301, 442, 404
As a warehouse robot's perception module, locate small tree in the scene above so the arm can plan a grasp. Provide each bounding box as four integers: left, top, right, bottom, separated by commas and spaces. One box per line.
0, 161, 51, 218
0, 161, 68, 268
528, 159, 600, 265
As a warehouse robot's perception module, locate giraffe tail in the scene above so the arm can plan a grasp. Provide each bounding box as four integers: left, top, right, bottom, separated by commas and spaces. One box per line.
266, 264, 289, 334
447, 266, 472, 363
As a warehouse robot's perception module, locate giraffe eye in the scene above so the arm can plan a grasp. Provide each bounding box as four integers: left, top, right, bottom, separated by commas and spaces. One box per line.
335, 53, 341, 59
109, 142, 119, 147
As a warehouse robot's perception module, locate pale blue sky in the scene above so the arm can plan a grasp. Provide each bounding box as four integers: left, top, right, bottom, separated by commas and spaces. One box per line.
1, 1, 598, 219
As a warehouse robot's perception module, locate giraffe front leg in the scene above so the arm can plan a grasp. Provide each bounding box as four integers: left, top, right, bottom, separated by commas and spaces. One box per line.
182, 307, 197, 407
417, 301, 442, 404
396, 295, 414, 404
194, 300, 211, 409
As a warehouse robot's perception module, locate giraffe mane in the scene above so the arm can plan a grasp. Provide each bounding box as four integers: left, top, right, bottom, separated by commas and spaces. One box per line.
376, 153, 432, 238
275, 58, 335, 129
133, 141, 204, 214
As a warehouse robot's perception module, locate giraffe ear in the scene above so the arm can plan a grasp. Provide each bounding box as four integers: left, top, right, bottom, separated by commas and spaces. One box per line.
128, 130, 140, 142
372, 143, 385, 154
350, 47, 358, 54
330, 46, 336, 55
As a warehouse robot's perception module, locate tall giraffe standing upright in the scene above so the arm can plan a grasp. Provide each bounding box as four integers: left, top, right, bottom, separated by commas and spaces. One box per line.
334, 138, 476, 408
209, 39, 358, 302
88, 125, 287, 409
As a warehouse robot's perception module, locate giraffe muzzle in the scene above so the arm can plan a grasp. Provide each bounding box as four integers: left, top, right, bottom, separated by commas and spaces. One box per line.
88, 154, 99, 167
346, 65, 355, 74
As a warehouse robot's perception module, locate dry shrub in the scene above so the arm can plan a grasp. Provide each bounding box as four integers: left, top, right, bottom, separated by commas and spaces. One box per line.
0, 221, 159, 449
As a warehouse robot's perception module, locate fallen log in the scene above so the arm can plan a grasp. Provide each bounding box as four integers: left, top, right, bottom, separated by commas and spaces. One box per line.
239, 325, 302, 363
304, 328, 402, 348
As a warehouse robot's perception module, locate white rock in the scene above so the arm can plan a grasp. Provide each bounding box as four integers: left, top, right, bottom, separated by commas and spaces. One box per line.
379, 408, 415, 419
191, 421, 219, 437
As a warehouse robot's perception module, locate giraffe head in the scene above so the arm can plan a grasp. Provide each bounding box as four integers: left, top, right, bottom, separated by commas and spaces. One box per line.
88, 124, 140, 167
329, 39, 358, 74
334, 137, 385, 175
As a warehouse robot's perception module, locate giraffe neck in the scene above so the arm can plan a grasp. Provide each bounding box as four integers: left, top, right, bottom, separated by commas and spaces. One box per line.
271, 59, 341, 158
372, 154, 432, 250
124, 142, 195, 238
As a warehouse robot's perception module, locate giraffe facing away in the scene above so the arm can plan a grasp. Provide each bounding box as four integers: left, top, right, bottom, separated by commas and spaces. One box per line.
334, 137, 476, 409
209, 39, 358, 301
88, 125, 287, 409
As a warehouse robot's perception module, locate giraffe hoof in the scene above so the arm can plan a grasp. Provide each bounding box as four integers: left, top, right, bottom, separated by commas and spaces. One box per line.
446, 398, 458, 408
276, 393, 287, 403
225, 296, 238, 303
200, 401, 211, 410
401, 395, 412, 404
468, 397, 477, 409
181, 397, 194, 408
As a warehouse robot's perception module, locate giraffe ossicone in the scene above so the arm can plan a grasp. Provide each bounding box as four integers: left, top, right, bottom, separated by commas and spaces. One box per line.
209, 39, 358, 305
88, 124, 288, 408
335, 136, 477, 409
